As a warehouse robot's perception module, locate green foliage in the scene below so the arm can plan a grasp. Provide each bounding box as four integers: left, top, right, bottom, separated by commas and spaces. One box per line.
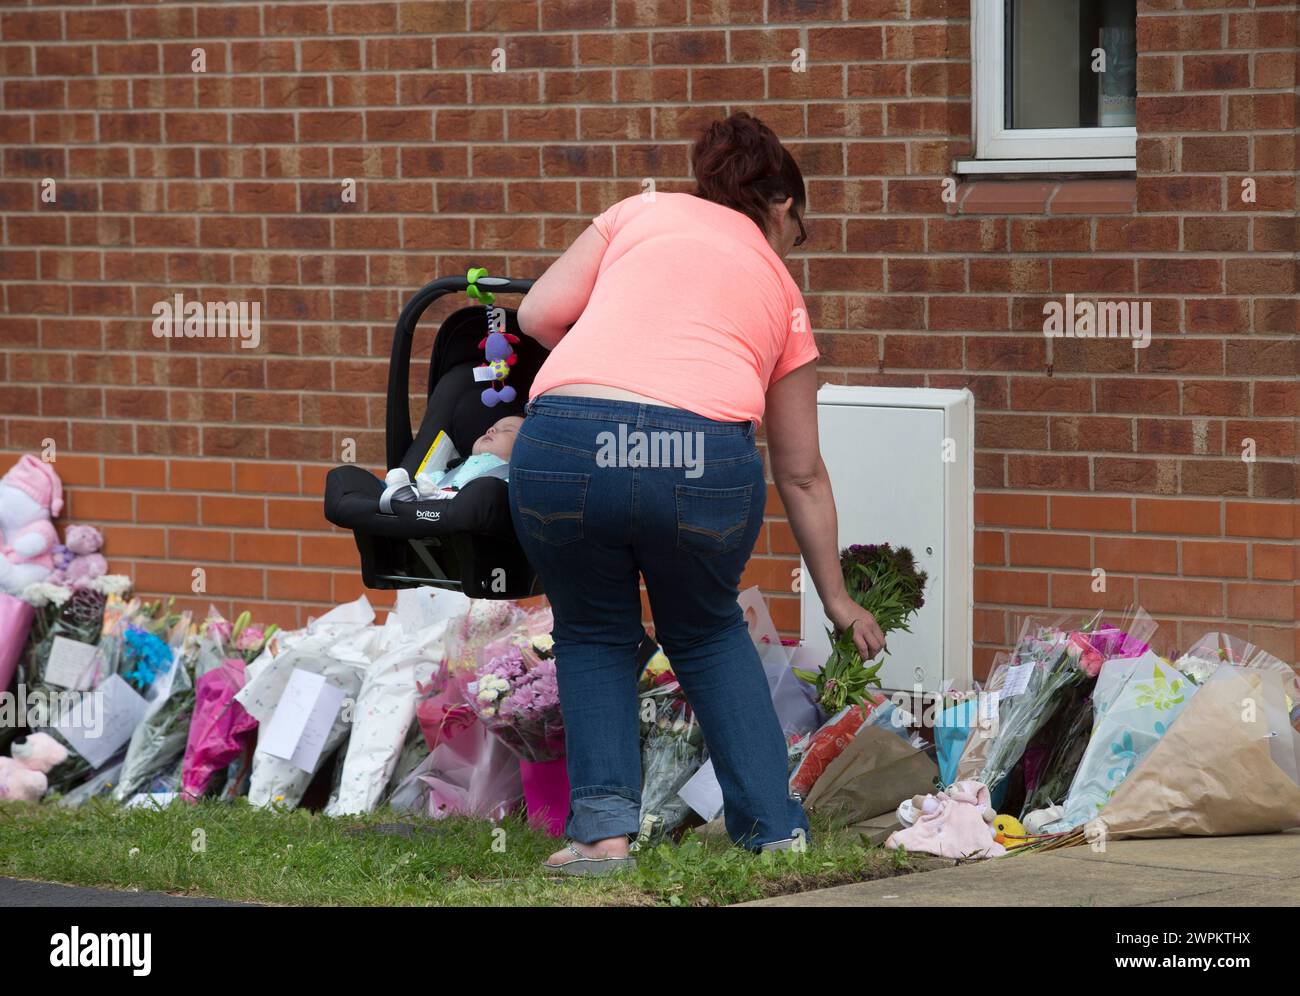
796, 543, 928, 709
840, 543, 928, 635
792, 624, 884, 715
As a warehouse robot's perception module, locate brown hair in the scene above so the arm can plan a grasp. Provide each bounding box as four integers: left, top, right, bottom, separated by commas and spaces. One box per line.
690, 111, 806, 239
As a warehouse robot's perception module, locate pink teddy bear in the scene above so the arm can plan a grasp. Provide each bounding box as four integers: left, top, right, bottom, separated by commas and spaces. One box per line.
60, 524, 107, 586
0, 732, 68, 803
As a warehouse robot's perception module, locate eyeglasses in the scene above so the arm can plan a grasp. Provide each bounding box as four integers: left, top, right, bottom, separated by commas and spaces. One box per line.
792, 210, 807, 248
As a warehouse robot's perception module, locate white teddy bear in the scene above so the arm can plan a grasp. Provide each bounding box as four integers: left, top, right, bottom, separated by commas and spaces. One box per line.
0, 454, 64, 594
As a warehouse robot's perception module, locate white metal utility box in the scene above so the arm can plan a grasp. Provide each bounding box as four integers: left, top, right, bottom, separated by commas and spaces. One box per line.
799, 385, 974, 694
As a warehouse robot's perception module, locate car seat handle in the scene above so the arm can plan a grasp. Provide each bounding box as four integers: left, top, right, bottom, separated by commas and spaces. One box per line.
385, 274, 535, 469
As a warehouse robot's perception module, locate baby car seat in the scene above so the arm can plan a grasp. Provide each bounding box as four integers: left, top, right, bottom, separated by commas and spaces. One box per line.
324, 275, 548, 598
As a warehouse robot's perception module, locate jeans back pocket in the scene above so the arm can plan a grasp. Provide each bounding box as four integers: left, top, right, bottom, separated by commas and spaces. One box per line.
674, 483, 753, 559
512, 468, 589, 546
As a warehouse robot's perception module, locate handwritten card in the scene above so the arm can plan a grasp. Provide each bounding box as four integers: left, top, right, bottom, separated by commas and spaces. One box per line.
260, 668, 347, 773
44, 636, 99, 690
1000, 662, 1034, 699
52, 674, 149, 768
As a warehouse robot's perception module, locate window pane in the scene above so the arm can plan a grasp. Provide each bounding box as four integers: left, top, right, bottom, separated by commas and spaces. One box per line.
1006, 0, 1136, 130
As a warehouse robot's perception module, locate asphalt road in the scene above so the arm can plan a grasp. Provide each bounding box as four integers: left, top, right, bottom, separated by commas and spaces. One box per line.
0, 876, 254, 907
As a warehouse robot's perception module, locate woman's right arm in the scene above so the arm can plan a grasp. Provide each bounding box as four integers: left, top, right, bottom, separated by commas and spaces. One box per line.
764, 362, 886, 659
516, 223, 608, 349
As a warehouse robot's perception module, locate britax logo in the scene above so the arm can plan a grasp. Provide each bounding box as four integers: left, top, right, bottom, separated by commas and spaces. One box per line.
416, 509, 441, 521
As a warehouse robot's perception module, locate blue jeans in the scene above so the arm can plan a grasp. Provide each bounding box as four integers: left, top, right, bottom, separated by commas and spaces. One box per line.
508, 394, 810, 852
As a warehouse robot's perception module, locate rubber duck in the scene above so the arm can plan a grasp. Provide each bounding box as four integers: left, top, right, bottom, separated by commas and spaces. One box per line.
992, 814, 1029, 848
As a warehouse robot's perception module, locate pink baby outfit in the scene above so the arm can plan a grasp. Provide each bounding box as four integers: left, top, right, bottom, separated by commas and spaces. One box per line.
528, 191, 820, 428
885, 780, 1007, 860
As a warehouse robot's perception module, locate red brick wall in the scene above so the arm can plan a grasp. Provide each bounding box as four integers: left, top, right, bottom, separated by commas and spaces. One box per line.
1, 1, 1295, 669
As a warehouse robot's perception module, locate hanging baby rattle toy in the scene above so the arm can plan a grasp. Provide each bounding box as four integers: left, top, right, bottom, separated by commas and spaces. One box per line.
467, 266, 520, 407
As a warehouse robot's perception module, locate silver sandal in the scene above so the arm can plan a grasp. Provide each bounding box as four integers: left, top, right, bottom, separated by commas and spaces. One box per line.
543, 841, 637, 877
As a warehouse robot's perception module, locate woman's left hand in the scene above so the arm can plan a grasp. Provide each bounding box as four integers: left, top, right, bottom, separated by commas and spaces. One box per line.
826, 597, 886, 660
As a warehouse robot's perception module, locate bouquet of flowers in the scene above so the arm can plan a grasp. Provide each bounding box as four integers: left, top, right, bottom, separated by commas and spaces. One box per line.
840, 543, 929, 636
974, 615, 1093, 797
976, 607, 1153, 797
788, 695, 889, 798
202, 609, 279, 666
457, 609, 566, 832
1174, 633, 1300, 728
444, 599, 528, 676
179, 608, 275, 801
785, 543, 926, 798
1042, 652, 1196, 832
3, 584, 110, 752
43, 596, 191, 795
18, 582, 115, 687
461, 615, 563, 763
113, 622, 202, 802
79, 595, 189, 695
1019, 682, 1095, 819
794, 543, 928, 714
120, 623, 180, 694
636, 648, 705, 844
795, 624, 883, 716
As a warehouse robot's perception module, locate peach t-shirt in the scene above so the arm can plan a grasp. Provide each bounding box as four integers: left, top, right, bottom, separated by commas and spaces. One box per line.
528, 191, 819, 427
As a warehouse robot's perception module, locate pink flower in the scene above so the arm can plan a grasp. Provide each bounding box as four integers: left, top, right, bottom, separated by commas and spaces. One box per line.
500, 659, 560, 720
1067, 631, 1105, 677
235, 624, 265, 652
205, 617, 232, 645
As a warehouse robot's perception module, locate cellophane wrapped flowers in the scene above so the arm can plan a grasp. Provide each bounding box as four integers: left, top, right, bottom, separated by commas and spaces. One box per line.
20, 585, 107, 689
201, 608, 279, 665
113, 623, 203, 802
976, 608, 1154, 797
44, 597, 191, 795
460, 611, 564, 763
636, 649, 705, 845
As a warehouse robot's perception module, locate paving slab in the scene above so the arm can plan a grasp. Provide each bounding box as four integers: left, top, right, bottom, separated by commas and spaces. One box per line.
1044, 830, 1300, 880
1144, 878, 1300, 907
735, 832, 1300, 907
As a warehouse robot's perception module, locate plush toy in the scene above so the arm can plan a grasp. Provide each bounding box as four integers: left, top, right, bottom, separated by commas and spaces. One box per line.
0, 732, 68, 802
478, 328, 520, 407
51, 542, 74, 577
0, 454, 63, 594
60, 524, 106, 586
466, 266, 520, 407
992, 813, 1029, 848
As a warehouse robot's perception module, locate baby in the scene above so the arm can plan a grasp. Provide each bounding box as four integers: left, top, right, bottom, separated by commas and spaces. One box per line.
380, 416, 525, 513
417, 415, 523, 496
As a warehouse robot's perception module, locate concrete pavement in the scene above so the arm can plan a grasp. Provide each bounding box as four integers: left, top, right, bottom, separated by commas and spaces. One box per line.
737, 829, 1300, 906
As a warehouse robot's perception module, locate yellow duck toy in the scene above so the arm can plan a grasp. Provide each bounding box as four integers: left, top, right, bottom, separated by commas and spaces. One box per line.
992, 814, 1029, 848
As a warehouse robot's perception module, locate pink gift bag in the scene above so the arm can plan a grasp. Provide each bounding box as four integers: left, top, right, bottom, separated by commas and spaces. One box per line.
0, 594, 34, 694
518, 756, 570, 836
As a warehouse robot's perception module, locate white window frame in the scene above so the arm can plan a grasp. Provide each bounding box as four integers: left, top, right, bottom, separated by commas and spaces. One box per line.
967, 0, 1136, 173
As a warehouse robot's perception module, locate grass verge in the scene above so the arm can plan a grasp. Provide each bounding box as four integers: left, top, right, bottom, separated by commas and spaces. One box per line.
0, 800, 921, 907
